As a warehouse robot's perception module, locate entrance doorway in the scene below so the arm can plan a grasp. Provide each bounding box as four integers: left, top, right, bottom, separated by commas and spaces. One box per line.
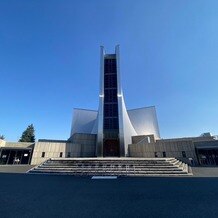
197, 149, 218, 166
103, 139, 119, 157
0, 148, 32, 165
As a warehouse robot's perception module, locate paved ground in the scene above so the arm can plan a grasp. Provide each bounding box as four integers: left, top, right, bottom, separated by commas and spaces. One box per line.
0, 165, 34, 173
192, 167, 218, 177
0, 174, 218, 218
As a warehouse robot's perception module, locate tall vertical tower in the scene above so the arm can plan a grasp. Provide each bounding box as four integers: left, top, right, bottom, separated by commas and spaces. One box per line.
96, 45, 137, 157
70, 45, 160, 158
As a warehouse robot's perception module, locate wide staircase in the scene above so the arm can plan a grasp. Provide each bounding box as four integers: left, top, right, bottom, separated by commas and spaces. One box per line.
27, 158, 192, 176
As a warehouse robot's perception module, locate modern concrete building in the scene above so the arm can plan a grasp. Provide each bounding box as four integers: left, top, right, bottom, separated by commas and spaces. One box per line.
0, 46, 218, 167
0, 139, 34, 165
69, 46, 160, 158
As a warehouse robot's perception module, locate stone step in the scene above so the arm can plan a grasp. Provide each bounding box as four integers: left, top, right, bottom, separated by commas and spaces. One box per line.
45, 163, 173, 166
34, 168, 184, 172
40, 164, 177, 168
30, 170, 188, 175
46, 160, 172, 163
28, 158, 192, 176
47, 159, 174, 162
32, 166, 185, 172
44, 163, 175, 167
38, 166, 179, 170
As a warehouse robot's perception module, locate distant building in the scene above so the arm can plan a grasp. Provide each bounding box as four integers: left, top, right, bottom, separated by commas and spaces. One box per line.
0, 46, 218, 166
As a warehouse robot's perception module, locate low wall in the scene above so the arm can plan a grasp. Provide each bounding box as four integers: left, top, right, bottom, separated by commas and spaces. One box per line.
129, 139, 198, 165
31, 141, 67, 165
31, 135, 97, 165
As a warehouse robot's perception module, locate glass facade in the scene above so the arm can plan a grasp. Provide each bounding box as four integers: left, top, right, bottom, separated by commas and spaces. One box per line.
0, 148, 32, 165
195, 141, 218, 165
103, 57, 120, 156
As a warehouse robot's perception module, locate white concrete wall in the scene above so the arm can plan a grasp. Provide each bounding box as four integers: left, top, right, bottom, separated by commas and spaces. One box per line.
31, 141, 67, 165
68, 134, 96, 157
30, 139, 95, 165
66, 143, 82, 157
129, 139, 198, 164
0, 139, 6, 147
5, 142, 34, 148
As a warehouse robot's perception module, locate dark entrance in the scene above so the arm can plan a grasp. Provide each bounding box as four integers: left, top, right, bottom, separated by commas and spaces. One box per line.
0, 148, 32, 165
194, 141, 218, 166
103, 139, 119, 157
197, 148, 218, 166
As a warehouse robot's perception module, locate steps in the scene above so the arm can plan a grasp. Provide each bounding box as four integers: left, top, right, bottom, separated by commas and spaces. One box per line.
27, 158, 193, 176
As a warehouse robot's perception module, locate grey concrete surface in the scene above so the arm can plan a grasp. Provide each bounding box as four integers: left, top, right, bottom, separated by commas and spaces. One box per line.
0, 174, 218, 218
0, 165, 35, 173
192, 167, 218, 177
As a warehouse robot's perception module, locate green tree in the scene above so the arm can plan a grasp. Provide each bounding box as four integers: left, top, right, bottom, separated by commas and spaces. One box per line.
19, 124, 35, 142
0, 135, 5, 140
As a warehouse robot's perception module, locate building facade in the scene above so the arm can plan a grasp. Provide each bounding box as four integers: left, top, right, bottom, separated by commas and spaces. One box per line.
0, 46, 218, 166
69, 46, 160, 157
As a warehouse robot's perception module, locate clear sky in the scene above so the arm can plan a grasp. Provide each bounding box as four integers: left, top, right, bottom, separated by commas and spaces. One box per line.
0, 0, 218, 141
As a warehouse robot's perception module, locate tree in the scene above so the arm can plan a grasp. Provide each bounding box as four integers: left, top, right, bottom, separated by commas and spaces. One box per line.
19, 124, 35, 142
0, 135, 5, 140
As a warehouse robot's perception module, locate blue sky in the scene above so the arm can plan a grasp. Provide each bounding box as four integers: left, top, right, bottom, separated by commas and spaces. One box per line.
0, 0, 218, 141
